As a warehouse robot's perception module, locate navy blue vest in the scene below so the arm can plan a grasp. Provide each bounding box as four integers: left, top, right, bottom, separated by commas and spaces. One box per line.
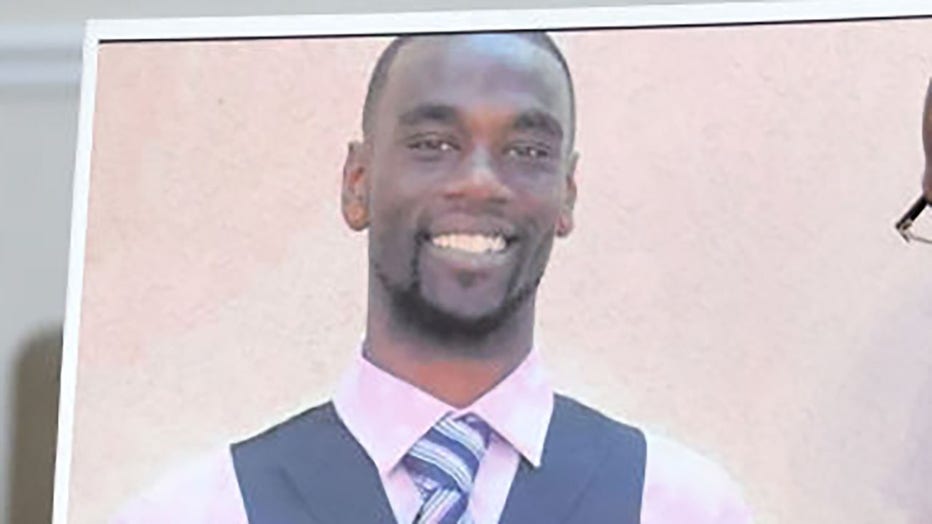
232, 394, 646, 523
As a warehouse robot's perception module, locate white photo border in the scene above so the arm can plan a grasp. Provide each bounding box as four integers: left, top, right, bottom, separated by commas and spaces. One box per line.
54, 1, 932, 522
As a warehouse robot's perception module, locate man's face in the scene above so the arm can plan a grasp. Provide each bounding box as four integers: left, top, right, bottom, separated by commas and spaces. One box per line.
345, 34, 577, 335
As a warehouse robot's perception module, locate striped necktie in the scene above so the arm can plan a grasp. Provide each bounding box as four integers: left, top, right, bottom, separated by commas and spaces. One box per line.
402, 413, 493, 524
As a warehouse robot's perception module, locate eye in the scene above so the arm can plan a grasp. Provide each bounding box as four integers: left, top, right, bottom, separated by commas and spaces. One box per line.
504, 143, 552, 160
407, 137, 460, 153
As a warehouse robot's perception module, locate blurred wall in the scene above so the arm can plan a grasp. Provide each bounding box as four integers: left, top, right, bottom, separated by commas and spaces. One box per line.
0, 25, 81, 524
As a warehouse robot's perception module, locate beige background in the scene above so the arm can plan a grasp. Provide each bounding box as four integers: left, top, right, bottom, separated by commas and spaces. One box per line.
70, 20, 932, 524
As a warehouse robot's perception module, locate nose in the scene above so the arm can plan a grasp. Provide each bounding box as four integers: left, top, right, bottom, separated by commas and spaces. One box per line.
443, 145, 511, 204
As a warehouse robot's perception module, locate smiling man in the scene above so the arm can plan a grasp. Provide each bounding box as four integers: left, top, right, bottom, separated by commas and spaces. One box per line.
115, 33, 752, 524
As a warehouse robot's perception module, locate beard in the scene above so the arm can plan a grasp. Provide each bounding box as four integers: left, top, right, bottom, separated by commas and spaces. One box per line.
374, 236, 543, 346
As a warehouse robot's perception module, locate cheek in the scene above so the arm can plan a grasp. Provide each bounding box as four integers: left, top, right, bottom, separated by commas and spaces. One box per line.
521, 189, 566, 232
367, 181, 428, 272
513, 198, 564, 270
369, 174, 419, 229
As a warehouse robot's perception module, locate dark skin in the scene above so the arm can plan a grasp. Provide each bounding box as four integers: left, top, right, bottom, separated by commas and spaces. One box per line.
341, 35, 578, 407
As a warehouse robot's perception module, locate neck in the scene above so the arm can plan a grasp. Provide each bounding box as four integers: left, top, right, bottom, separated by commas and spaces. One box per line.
364, 286, 536, 408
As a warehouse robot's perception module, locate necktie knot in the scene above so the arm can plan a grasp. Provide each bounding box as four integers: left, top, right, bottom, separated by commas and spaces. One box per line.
402, 413, 492, 524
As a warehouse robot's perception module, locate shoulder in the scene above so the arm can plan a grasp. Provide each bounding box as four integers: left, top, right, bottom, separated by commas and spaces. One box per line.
553, 395, 753, 523
111, 405, 339, 524
642, 432, 754, 524
109, 447, 247, 524
552, 394, 645, 445
232, 401, 337, 463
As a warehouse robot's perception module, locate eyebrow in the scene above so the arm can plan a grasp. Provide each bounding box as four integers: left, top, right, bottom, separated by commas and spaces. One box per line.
398, 104, 460, 127
397, 104, 565, 141
512, 110, 564, 141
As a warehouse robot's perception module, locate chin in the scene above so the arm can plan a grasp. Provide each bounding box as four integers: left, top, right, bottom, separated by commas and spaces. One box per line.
405, 284, 541, 344
403, 291, 509, 342
425, 291, 506, 322
376, 260, 544, 342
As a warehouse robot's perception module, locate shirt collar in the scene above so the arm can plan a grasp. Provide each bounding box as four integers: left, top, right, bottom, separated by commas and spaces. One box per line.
333, 347, 554, 475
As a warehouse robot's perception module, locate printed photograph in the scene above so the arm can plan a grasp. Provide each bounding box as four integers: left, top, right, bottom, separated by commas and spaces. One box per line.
59, 8, 932, 524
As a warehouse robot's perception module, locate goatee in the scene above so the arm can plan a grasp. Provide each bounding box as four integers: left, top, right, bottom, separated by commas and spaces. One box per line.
374, 239, 543, 346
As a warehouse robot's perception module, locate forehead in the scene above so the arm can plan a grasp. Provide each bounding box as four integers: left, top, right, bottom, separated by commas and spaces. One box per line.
377, 34, 572, 129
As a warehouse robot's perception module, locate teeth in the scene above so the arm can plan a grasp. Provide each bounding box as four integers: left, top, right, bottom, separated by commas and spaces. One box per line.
430, 233, 507, 254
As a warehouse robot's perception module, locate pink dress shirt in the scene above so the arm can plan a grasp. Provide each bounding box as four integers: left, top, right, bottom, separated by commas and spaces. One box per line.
113, 351, 753, 523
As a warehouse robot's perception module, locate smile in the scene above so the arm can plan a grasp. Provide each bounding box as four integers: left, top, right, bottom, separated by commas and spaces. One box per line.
429, 233, 509, 254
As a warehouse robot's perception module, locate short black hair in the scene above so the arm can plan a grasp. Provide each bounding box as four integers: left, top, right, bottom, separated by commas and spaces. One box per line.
361, 32, 576, 145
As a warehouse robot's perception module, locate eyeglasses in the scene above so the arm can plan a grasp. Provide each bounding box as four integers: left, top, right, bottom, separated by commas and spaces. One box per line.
895, 195, 932, 244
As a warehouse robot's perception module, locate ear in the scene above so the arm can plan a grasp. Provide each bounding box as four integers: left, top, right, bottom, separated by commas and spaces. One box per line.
342, 140, 370, 231
556, 151, 579, 238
